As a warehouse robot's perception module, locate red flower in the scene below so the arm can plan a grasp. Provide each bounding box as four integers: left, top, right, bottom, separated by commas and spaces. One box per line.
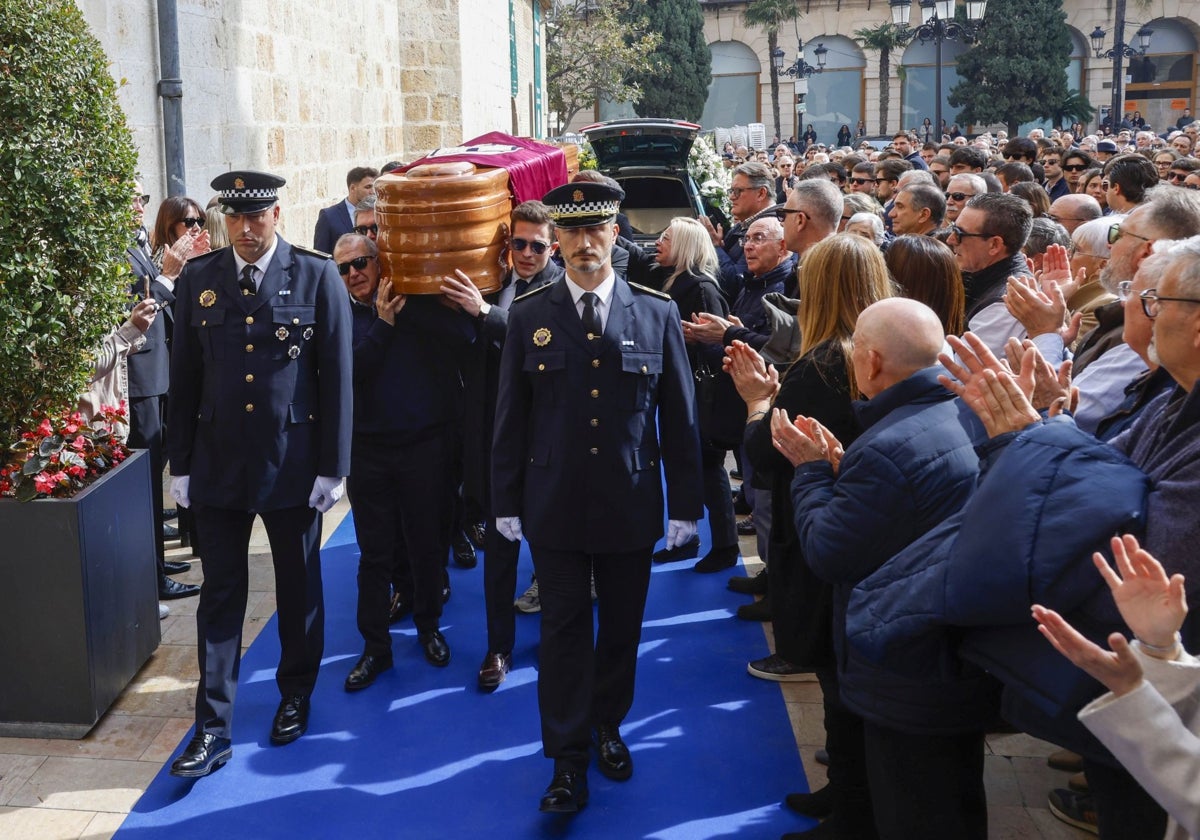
36, 418, 53, 437
33, 473, 56, 494
67, 465, 86, 479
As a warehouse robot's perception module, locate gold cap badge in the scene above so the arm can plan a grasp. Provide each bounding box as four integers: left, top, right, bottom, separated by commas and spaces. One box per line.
572, 189, 584, 203
234, 177, 245, 189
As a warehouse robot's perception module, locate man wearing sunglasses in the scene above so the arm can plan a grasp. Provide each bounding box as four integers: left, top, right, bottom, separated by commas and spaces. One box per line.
439, 201, 564, 693
1061, 150, 1095, 192
335, 231, 475, 696
166, 169, 353, 777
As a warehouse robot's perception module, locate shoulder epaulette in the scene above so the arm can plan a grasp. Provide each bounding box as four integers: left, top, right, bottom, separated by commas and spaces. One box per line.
628, 281, 670, 300
513, 283, 553, 303
293, 244, 330, 259
185, 247, 225, 265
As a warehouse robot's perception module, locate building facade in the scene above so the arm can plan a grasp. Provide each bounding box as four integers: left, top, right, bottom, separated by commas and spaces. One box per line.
79, 0, 551, 246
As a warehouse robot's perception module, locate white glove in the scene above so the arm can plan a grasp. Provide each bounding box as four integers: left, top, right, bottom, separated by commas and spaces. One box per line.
308, 476, 345, 513
496, 516, 524, 543
666, 520, 698, 550
170, 476, 191, 509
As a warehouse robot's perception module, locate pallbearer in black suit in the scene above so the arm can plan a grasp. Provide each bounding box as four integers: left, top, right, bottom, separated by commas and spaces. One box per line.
166, 170, 352, 778
492, 182, 703, 813
440, 200, 565, 693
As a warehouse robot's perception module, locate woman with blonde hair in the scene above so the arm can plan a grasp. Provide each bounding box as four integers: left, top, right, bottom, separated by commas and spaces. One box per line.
725, 233, 893, 834
650, 216, 741, 573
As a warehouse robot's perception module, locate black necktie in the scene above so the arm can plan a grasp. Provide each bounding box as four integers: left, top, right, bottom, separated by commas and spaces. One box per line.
514, 277, 530, 298
581, 291, 601, 338
239, 264, 256, 296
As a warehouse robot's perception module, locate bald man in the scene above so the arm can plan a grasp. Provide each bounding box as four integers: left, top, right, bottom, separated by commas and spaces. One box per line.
1047, 194, 1103, 236
774, 298, 989, 840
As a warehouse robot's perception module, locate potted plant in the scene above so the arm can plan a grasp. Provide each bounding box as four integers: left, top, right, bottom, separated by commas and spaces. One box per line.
0, 0, 160, 738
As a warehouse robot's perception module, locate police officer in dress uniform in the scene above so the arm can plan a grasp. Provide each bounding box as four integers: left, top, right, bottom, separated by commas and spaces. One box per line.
492, 182, 703, 813
166, 170, 352, 778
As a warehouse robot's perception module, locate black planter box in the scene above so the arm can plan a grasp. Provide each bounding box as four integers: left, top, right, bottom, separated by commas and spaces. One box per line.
0, 449, 161, 738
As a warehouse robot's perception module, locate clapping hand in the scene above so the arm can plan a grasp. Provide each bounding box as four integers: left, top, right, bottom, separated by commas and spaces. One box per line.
770, 409, 843, 470
682, 312, 732, 345
723, 340, 778, 403
940, 333, 1040, 438
1003, 337, 1076, 415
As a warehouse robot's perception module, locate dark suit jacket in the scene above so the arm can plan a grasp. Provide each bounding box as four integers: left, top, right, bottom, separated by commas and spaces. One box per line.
462, 262, 563, 511
167, 237, 353, 511
492, 277, 703, 552
313, 200, 354, 255
125, 246, 174, 398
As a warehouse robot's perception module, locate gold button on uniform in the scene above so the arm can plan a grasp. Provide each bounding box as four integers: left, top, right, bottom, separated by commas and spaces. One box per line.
245, 403, 254, 412
245, 344, 254, 352
641, 365, 648, 373
590, 418, 599, 427
591, 359, 600, 368
245, 374, 254, 383
589, 447, 598, 455
538, 363, 545, 371
590, 389, 599, 398
293, 318, 300, 325
245, 316, 254, 325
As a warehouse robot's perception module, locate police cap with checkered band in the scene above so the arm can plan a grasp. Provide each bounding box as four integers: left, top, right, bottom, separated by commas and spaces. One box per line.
542, 181, 623, 229
211, 170, 286, 215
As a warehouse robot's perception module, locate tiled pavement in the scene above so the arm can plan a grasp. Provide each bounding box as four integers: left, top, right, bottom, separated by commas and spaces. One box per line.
0, 498, 1090, 839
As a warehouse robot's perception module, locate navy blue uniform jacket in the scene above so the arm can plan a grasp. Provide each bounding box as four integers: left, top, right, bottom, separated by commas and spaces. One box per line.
167, 239, 353, 512
492, 278, 703, 553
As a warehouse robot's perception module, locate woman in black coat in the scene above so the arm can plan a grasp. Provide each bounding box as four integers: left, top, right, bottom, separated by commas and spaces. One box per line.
642, 217, 741, 573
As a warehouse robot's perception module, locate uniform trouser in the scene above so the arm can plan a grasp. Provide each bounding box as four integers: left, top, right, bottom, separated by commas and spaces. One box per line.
1085, 756, 1167, 839
349, 431, 452, 652
127, 395, 165, 576
863, 720, 987, 840
193, 504, 323, 738
483, 526, 521, 654
531, 544, 652, 774
701, 445, 737, 550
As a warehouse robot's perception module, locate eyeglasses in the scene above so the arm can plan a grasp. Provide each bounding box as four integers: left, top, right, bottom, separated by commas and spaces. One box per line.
945, 191, 974, 202
949, 223, 990, 240
728, 187, 756, 198
1108, 223, 1152, 245
1167, 172, 1189, 182
510, 237, 550, 254
1140, 288, 1200, 318
1062, 163, 1089, 172
1155, 160, 1174, 168
1117, 280, 1133, 301
849, 177, 875, 185
1069, 244, 1104, 259
134, 193, 150, 205
1042, 159, 1061, 167
776, 208, 807, 222
354, 224, 379, 236
1100, 180, 1111, 190
181, 216, 204, 228
745, 232, 783, 244
336, 255, 373, 275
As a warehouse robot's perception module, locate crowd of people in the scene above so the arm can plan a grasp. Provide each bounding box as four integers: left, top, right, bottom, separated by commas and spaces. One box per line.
92, 112, 1200, 838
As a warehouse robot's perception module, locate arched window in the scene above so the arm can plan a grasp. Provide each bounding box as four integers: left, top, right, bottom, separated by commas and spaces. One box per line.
899, 37, 969, 131
1122, 18, 1197, 132
790, 36, 866, 145
701, 40, 762, 129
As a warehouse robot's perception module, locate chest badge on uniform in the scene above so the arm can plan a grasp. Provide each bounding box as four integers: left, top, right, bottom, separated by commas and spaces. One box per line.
302, 327, 314, 341
199, 289, 217, 308
288, 345, 301, 359
276, 327, 289, 341
532, 327, 552, 347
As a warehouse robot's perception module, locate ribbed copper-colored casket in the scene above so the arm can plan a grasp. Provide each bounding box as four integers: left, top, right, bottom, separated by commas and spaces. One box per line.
374, 161, 511, 295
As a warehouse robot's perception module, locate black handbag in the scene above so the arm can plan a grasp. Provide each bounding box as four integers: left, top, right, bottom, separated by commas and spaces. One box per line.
694, 361, 746, 450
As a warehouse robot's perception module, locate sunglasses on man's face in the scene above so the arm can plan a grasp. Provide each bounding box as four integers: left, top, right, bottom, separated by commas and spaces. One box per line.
336, 255, 373, 275
849, 177, 875, 185
181, 216, 204, 228
354, 224, 379, 236
945, 191, 973, 202
510, 238, 550, 255
1062, 164, 1089, 172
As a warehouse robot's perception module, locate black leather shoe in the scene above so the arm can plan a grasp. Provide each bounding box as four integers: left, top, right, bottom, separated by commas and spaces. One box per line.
477, 651, 511, 692
169, 732, 232, 778
785, 783, 834, 818
651, 534, 700, 564
442, 572, 452, 605
694, 546, 739, 573
344, 653, 393, 692
728, 569, 768, 595
163, 559, 192, 576
736, 598, 771, 622
269, 694, 310, 745
452, 531, 477, 568
466, 521, 487, 549
162, 522, 180, 540
732, 489, 752, 515
736, 516, 757, 536
388, 592, 413, 625
593, 724, 633, 781
539, 770, 589, 813
159, 576, 200, 600
163, 507, 178, 521
419, 630, 451, 667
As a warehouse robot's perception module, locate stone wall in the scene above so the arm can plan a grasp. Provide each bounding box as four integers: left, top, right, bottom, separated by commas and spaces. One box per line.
78, 0, 548, 248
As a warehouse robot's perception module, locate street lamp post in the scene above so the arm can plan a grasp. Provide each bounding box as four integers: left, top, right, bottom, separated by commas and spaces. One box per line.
772, 41, 827, 145
888, 0, 987, 140
1090, 1, 1153, 135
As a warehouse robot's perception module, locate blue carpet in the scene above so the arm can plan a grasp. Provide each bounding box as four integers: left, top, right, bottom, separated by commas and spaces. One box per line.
116, 513, 812, 839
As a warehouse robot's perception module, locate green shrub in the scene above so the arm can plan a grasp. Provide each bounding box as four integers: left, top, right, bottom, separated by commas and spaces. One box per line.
0, 0, 138, 451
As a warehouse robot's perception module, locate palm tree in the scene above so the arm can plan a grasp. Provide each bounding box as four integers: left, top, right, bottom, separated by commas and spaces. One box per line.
743, 0, 800, 143
854, 22, 910, 135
